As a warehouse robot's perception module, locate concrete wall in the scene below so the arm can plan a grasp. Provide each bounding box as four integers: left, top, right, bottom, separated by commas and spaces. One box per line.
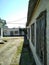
47, 1, 49, 65
27, 0, 49, 65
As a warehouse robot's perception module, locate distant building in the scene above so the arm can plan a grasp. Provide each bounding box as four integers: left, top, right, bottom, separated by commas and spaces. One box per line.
3, 27, 25, 36
3, 27, 20, 36
26, 0, 49, 65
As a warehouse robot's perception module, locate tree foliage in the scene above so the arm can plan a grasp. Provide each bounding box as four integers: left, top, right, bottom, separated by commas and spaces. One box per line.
0, 18, 6, 27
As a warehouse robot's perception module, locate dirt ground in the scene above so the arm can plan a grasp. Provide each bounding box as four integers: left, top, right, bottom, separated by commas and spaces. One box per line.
0, 37, 24, 65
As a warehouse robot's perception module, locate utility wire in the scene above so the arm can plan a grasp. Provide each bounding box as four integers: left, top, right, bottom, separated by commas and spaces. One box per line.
7, 17, 27, 23
7, 23, 26, 24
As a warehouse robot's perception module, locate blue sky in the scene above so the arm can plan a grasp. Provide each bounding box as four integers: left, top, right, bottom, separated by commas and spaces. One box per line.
0, 0, 29, 28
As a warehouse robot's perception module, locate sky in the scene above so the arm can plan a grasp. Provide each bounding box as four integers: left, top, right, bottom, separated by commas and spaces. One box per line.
0, 0, 29, 28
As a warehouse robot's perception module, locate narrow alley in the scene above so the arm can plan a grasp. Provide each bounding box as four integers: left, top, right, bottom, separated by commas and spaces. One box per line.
0, 0, 48, 65
0, 37, 36, 65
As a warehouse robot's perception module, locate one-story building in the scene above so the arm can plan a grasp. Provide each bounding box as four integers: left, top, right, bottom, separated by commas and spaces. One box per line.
3, 27, 25, 36
3, 27, 20, 36
26, 0, 49, 65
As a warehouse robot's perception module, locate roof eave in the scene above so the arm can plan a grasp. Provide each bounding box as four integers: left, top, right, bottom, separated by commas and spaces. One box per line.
26, 0, 39, 26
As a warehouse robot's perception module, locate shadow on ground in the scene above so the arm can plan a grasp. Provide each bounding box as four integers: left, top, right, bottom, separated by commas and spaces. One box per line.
19, 36, 36, 65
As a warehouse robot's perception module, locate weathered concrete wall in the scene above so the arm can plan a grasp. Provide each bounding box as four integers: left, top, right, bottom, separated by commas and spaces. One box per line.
27, 0, 49, 65
47, 1, 49, 65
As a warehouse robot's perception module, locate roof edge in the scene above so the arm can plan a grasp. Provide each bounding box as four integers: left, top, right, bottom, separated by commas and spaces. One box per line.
26, 0, 40, 26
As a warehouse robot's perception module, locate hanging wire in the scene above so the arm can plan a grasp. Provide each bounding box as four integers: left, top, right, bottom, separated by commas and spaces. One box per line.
7, 17, 27, 24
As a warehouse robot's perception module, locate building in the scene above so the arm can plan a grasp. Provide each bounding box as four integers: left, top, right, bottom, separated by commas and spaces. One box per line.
3, 27, 25, 36
26, 0, 49, 65
3, 27, 20, 36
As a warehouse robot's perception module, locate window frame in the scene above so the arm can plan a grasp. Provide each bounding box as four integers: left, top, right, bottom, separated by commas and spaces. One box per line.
36, 10, 47, 65
31, 23, 35, 46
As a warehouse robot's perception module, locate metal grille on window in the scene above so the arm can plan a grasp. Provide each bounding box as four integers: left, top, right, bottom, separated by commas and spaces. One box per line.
36, 11, 47, 65
27, 28, 30, 39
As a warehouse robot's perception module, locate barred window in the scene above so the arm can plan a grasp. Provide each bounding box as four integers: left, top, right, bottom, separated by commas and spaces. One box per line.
27, 28, 30, 39
36, 10, 47, 65
10, 31, 13, 36
15, 31, 18, 34
31, 23, 35, 45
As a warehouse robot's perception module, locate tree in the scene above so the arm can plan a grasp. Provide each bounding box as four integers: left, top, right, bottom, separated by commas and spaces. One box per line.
0, 18, 6, 27
2, 20, 6, 27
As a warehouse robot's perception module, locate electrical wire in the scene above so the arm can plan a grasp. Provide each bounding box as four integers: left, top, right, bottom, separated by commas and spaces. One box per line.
7, 17, 27, 22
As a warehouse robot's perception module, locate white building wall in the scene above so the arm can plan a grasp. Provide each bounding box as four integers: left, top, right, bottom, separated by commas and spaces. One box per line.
4, 28, 10, 36
10, 28, 19, 35
27, 0, 49, 65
